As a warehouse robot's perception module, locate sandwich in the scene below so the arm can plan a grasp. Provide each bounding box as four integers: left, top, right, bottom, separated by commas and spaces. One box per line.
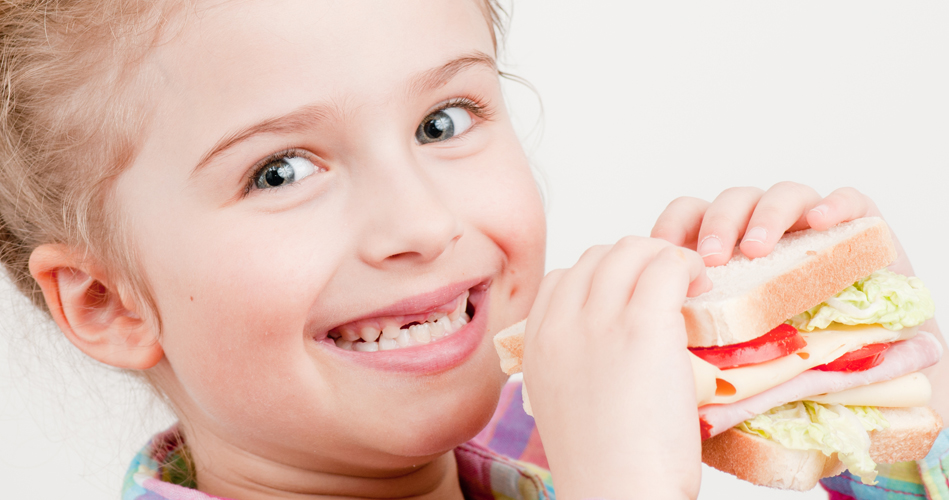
494, 217, 942, 490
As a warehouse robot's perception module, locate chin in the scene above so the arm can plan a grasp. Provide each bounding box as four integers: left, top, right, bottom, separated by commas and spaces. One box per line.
383, 348, 508, 459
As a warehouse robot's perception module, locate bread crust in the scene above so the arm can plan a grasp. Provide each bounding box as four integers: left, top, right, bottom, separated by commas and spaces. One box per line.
702, 426, 831, 491
869, 406, 944, 463
684, 218, 897, 347
702, 406, 943, 490
494, 319, 525, 375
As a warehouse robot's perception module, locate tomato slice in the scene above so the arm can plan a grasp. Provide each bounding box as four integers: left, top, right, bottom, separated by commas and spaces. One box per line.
811, 343, 891, 372
689, 323, 806, 369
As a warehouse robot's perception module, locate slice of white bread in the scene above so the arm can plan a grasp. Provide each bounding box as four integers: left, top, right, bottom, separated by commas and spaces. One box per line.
684, 217, 897, 347
701, 406, 943, 491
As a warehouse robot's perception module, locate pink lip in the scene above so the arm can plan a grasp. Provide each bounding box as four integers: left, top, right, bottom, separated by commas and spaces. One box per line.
339, 277, 485, 324
315, 279, 491, 374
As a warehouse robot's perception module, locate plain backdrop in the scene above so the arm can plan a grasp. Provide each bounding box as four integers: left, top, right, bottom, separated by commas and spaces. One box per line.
2, 1, 947, 498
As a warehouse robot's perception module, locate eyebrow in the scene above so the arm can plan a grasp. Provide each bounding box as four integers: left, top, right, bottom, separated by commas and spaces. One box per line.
408, 50, 497, 96
191, 51, 497, 176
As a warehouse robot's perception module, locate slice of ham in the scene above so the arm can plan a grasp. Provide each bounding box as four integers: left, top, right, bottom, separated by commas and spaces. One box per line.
699, 331, 943, 439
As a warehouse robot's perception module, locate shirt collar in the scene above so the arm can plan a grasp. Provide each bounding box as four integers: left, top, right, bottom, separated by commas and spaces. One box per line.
122, 425, 554, 500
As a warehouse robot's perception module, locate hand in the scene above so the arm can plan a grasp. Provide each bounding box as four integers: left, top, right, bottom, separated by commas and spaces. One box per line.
522, 237, 709, 500
651, 182, 895, 267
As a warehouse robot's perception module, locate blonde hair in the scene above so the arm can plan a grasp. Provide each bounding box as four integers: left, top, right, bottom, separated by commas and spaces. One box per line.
0, 1, 171, 322
0, 0, 506, 327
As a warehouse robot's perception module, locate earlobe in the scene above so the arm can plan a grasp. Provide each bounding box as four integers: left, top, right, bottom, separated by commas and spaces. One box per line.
28, 244, 163, 370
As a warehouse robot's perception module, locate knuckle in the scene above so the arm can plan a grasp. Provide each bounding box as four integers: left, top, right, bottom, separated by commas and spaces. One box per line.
675, 243, 701, 258
772, 180, 815, 199
665, 195, 706, 211
770, 180, 801, 191
831, 186, 863, 201
543, 268, 566, 283
718, 186, 762, 200
614, 235, 644, 251
656, 245, 686, 263
625, 310, 651, 331
751, 204, 785, 223
579, 244, 609, 261
701, 213, 739, 234
649, 237, 674, 252
582, 316, 610, 337
649, 224, 674, 239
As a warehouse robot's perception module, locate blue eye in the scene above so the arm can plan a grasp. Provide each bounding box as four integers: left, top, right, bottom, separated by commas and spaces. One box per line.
254, 155, 317, 189
416, 107, 473, 144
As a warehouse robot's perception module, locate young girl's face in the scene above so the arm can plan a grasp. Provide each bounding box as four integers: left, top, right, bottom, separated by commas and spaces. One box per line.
115, 0, 545, 473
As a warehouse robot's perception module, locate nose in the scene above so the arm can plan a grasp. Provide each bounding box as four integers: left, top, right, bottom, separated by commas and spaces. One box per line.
358, 162, 463, 268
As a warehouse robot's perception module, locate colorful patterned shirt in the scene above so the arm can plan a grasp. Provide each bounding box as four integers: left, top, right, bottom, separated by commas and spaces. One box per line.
121, 382, 553, 500
821, 429, 949, 500
121, 379, 948, 499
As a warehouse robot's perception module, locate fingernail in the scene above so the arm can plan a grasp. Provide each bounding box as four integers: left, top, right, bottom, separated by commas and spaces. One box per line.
743, 226, 768, 244
810, 204, 829, 218
698, 235, 723, 257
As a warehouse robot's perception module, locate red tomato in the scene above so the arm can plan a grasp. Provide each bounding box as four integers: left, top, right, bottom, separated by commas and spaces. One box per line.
811, 343, 891, 372
689, 324, 806, 369
699, 418, 713, 441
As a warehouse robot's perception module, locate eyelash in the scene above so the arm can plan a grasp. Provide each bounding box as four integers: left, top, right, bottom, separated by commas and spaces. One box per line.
242, 148, 313, 196
431, 95, 494, 122
241, 96, 494, 196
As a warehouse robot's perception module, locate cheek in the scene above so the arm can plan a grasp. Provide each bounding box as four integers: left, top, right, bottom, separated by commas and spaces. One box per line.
137, 209, 348, 418
437, 132, 547, 337
475, 142, 547, 309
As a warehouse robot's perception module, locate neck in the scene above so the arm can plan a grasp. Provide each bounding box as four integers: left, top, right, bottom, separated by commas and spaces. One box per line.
182, 425, 465, 500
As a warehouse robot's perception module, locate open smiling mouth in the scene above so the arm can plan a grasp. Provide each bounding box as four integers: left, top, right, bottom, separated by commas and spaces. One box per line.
327, 288, 479, 352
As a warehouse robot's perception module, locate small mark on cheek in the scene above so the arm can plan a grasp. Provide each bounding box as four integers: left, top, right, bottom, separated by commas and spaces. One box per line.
190, 296, 194, 301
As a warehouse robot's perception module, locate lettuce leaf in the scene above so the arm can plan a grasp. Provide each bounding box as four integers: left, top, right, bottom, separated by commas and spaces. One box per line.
788, 270, 934, 331
737, 401, 888, 484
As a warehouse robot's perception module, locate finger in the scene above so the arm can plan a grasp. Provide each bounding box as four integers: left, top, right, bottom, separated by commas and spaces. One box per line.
585, 236, 669, 320
739, 181, 822, 259
805, 187, 876, 231
696, 187, 764, 266
627, 246, 706, 347
542, 244, 612, 322
686, 265, 712, 298
525, 268, 566, 340
651, 197, 711, 249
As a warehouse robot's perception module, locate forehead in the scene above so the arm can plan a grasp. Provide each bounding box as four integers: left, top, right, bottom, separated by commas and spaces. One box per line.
132, 0, 496, 180
151, 0, 494, 114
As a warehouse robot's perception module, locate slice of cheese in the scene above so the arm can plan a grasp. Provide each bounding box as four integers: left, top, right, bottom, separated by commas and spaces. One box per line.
806, 372, 931, 407
692, 324, 917, 406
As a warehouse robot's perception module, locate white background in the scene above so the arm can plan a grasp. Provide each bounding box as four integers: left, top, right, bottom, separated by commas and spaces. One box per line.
2, 1, 948, 498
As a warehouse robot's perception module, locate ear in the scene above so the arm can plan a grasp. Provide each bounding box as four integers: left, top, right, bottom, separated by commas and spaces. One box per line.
28, 244, 163, 370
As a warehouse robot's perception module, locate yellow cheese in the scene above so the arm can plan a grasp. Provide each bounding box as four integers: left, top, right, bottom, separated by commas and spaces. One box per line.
690, 352, 721, 406
807, 372, 931, 407
692, 324, 916, 406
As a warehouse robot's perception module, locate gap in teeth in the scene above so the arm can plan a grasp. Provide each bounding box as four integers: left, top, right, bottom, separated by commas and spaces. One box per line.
332, 297, 472, 352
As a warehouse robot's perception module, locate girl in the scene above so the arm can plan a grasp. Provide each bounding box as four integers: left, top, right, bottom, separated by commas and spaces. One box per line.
0, 1, 944, 499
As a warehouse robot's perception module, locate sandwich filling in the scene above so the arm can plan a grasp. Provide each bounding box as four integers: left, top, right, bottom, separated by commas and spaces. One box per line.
712, 269, 936, 484
737, 401, 889, 484
789, 270, 934, 332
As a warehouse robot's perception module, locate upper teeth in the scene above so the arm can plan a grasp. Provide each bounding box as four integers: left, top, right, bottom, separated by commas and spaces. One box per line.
330, 292, 470, 352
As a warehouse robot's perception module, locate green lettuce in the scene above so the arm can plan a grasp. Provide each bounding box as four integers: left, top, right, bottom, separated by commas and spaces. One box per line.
788, 270, 934, 331
737, 401, 889, 484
